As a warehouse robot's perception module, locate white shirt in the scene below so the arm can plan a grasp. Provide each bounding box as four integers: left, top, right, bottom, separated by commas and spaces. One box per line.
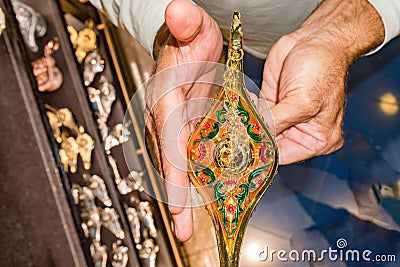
90, 0, 400, 59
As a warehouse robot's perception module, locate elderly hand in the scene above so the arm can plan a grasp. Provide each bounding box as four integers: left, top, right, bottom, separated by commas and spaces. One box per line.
146, 0, 222, 241
262, 0, 384, 165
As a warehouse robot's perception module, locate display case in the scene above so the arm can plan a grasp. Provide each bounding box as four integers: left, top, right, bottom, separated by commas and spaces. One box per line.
0, 0, 187, 266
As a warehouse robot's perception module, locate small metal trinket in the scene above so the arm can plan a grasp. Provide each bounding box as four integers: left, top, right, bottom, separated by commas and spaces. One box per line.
81, 209, 101, 242
56, 107, 77, 131
108, 155, 122, 184
111, 241, 129, 267
68, 19, 97, 63
82, 174, 112, 207
11, 0, 47, 52
47, 111, 62, 143
60, 135, 79, 173
126, 206, 141, 244
31, 38, 63, 92
105, 123, 130, 152
76, 132, 94, 170
90, 241, 108, 267
137, 201, 157, 238
45, 105, 95, 173
88, 76, 116, 140
117, 171, 144, 195
137, 238, 159, 267
83, 50, 105, 86
0, 7, 6, 36
101, 207, 125, 239
75, 185, 102, 241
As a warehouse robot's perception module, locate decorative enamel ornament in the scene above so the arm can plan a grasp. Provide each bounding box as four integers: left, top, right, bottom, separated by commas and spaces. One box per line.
187, 11, 278, 267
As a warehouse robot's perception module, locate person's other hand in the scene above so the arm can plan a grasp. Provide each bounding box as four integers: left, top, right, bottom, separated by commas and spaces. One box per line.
262, 0, 384, 165
146, 0, 222, 241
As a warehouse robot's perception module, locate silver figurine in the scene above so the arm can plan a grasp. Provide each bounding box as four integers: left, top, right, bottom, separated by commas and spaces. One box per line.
117, 170, 144, 195
83, 50, 105, 86
111, 241, 129, 267
73, 184, 102, 242
82, 174, 112, 207
137, 238, 159, 267
90, 241, 108, 267
101, 207, 125, 240
138, 201, 157, 238
126, 206, 141, 244
87, 76, 116, 140
105, 123, 130, 152
11, 0, 47, 52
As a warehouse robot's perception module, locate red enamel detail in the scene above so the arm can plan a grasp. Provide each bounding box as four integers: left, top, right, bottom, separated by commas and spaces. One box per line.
226, 180, 236, 186
227, 204, 235, 213
231, 93, 238, 101
198, 143, 206, 161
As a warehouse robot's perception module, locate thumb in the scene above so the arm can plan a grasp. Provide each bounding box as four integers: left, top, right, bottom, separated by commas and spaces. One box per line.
165, 0, 203, 43
271, 94, 319, 135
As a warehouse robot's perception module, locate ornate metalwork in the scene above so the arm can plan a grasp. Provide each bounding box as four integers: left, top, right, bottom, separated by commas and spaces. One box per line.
73, 184, 102, 242
101, 207, 125, 239
45, 105, 94, 173
76, 132, 95, 170
31, 38, 63, 92
60, 135, 79, 173
73, 180, 131, 267
126, 206, 141, 244
137, 201, 157, 239
90, 241, 108, 267
104, 123, 130, 152
137, 238, 159, 267
87, 76, 116, 140
117, 170, 144, 195
83, 49, 105, 86
187, 11, 278, 267
111, 241, 129, 267
11, 0, 47, 52
67, 19, 97, 63
82, 174, 112, 207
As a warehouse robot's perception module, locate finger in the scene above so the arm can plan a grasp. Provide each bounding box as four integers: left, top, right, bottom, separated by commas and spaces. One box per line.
261, 35, 298, 106
171, 201, 193, 241
255, 91, 277, 135
277, 126, 343, 165
165, 0, 203, 43
158, 97, 191, 214
277, 136, 315, 165
270, 92, 321, 135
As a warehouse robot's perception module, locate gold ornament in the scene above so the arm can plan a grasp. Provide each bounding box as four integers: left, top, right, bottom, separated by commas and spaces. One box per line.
187, 11, 278, 267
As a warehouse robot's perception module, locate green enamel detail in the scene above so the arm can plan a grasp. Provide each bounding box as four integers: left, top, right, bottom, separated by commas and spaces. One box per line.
248, 165, 268, 183
246, 124, 263, 142
235, 183, 249, 208
193, 160, 216, 184
237, 98, 249, 124
214, 181, 226, 203
217, 105, 227, 123
194, 122, 220, 144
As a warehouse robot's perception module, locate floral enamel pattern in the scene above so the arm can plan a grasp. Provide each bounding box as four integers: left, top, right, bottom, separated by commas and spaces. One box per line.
187, 13, 278, 267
